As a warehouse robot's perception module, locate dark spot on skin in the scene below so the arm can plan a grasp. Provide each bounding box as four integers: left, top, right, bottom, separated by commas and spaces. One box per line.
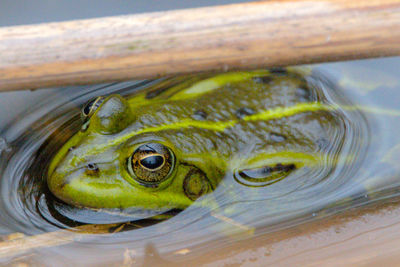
192, 109, 208, 120
269, 132, 286, 143
269, 133, 286, 143
85, 163, 99, 176
252, 76, 273, 84
235, 107, 256, 119
296, 86, 312, 102
269, 67, 288, 76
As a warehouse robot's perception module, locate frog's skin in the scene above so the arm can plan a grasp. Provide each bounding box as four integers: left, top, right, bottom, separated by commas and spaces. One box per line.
47, 69, 344, 211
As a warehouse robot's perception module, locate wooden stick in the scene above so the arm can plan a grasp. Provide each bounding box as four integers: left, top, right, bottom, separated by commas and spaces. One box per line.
1, 0, 400, 91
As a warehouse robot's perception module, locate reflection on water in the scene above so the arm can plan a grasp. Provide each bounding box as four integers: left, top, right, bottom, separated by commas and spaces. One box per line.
0, 59, 400, 265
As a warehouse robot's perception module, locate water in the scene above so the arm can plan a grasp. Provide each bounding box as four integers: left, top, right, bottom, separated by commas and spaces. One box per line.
1, 58, 400, 265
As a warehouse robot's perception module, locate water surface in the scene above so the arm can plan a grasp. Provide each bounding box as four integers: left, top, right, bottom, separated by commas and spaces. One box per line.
1, 58, 400, 265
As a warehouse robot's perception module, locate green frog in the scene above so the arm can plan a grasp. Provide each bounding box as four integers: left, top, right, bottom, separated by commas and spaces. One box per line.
47, 69, 346, 212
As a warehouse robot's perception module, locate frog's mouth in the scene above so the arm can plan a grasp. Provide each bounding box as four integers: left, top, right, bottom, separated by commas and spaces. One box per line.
44, 192, 183, 227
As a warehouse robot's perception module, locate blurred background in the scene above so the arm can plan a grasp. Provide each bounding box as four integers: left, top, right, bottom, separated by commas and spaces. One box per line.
0, 0, 252, 26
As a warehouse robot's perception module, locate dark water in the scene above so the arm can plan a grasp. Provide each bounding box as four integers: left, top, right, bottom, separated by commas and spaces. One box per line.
1, 59, 400, 266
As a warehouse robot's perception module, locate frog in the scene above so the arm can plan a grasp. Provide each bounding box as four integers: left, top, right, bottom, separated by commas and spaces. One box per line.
47, 68, 346, 213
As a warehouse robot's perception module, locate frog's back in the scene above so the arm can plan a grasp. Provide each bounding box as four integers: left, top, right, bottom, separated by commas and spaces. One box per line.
126, 70, 343, 159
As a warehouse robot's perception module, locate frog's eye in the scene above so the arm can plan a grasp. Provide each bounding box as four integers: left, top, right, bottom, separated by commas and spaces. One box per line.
91, 95, 132, 134
81, 96, 104, 121
128, 143, 175, 186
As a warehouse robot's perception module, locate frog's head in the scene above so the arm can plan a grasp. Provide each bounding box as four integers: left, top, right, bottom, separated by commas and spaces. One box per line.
47, 95, 220, 211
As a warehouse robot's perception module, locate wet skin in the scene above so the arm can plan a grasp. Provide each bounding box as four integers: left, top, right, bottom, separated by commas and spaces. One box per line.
47, 69, 344, 210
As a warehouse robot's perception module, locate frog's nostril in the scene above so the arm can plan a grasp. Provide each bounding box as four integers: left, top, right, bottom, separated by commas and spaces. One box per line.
85, 163, 99, 176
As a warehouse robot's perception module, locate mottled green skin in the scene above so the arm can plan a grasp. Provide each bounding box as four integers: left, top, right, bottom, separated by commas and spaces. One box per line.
47, 70, 342, 210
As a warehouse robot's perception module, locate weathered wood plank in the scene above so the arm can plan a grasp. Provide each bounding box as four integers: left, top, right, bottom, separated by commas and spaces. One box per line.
0, 0, 400, 91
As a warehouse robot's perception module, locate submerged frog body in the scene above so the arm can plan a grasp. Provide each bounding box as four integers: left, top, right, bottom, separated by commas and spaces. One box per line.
47, 69, 345, 211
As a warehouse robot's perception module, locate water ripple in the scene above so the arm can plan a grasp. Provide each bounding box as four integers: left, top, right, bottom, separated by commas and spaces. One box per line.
0, 70, 398, 265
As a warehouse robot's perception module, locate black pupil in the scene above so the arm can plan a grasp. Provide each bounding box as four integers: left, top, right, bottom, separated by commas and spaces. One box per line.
140, 155, 164, 170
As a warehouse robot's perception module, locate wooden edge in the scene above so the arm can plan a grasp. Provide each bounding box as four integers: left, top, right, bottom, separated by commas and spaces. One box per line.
1, 0, 400, 91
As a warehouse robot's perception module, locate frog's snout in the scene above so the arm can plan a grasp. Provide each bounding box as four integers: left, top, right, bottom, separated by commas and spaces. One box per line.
47, 159, 123, 208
